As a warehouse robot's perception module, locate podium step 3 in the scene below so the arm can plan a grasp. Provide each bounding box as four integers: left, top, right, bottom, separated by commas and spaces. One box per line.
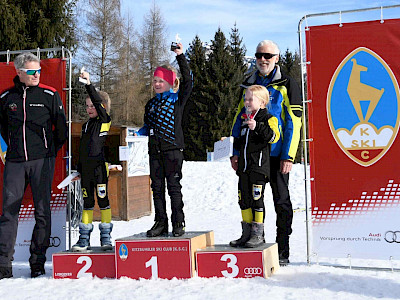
196, 243, 279, 278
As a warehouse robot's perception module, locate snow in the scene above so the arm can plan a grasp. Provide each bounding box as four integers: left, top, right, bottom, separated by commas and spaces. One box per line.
2, 162, 400, 300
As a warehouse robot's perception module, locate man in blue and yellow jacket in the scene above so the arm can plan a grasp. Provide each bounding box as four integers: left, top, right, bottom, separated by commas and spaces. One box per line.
231, 40, 302, 265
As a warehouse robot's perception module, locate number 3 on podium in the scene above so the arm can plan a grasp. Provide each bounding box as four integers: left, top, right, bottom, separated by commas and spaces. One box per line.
220, 254, 239, 278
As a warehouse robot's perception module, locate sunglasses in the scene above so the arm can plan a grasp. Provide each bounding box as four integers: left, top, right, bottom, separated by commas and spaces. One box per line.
19, 68, 41, 75
255, 53, 278, 60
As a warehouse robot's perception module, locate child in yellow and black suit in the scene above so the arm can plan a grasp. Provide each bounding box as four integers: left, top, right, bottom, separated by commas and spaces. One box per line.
230, 85, 279, 248
72, 71, 112, 251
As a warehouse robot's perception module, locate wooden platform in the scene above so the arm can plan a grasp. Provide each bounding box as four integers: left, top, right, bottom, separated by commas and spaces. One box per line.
196, 243, 279, 278
115, 231, 214, 279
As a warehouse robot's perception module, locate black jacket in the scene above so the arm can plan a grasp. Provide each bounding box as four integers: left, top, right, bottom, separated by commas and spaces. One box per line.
233, 108, 279, 177
140, 54, 192, 154
78, 84, 111, 172
0, 76, 67, 162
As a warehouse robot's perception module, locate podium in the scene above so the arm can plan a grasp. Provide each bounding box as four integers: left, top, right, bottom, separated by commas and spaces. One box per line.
196, 243, 279, 278
115, 231, 214, 279
53, 247, 116, 279
53, 231, 280, 280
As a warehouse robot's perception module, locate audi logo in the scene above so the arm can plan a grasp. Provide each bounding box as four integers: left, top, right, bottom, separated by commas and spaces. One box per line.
49, 236, 61, 247
244, 267, 263, 275
384, 231, 400, 243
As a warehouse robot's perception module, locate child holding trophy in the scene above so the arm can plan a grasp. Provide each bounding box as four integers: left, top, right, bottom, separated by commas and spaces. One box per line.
229, 85, 279, 248
137, 41, 192, 237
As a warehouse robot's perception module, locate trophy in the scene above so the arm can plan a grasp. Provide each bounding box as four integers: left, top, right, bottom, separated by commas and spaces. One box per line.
171, 33, 181, 51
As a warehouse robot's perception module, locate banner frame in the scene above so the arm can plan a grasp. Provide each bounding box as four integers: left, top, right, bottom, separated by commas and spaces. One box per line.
297, 5, 400, 265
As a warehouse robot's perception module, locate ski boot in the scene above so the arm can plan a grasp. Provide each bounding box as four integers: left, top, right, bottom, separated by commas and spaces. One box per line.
0, 266, 12, 280
147, 220, 168, 237
99, 222, 113, 250
229, 221, 252, 247
71, 223, 93, 251
172, 222, 185, 237
30, 264, 45, 278
245, 222, 264, 248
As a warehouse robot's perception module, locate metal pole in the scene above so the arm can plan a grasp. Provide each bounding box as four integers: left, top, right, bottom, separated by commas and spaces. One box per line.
0, 47, 64, 55
298, 17, 311, 265
299, 4, 400, 21
61, 47, 73, 250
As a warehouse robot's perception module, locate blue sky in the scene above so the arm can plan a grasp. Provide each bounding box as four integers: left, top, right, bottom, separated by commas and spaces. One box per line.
122, 0, 400, 55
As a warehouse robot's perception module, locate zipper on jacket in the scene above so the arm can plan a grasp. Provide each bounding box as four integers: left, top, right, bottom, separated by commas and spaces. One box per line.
244, 129, 249, 171
259, 151, 262, 167
243, 108, 260, 172
22, 87, 28, 161
43, 128, 48, 148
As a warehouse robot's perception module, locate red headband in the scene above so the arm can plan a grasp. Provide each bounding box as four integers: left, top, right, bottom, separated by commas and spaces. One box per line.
154, 67, 176, 86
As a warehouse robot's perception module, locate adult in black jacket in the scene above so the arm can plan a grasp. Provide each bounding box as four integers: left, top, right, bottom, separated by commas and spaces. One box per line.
137, 43, 192, 237
0, 53, 67, 279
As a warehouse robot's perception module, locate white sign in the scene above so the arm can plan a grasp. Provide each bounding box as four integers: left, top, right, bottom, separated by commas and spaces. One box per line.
119, 146, 129, 161
213, 137, 234, 161
127, 137, 149, 177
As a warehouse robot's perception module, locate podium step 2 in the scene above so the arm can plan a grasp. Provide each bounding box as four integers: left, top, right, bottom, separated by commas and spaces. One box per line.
196, 243, 279, 278
115, 231, 214, 279
53, 247, 116, 279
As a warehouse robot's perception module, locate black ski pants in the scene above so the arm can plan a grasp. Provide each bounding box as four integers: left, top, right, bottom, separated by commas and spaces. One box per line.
269, 156, 293, 259
0, 157, 55, 268
238, 171, 267, 213
149, 149, 184, 224
80, 161, 109, 210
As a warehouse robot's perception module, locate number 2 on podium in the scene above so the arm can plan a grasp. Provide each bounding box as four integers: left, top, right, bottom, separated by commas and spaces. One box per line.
77, 256, 93, 278
145, 256, 159, 279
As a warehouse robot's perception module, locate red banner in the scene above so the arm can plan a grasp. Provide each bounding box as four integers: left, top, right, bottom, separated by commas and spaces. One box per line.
306, 19, 400, 259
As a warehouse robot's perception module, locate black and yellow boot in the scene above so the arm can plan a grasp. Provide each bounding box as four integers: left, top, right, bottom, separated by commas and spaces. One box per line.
147, 220, 169, 237
172, 222, 185, 237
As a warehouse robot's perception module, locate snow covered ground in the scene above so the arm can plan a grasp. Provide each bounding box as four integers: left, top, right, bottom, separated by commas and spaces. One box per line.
1, 162, 400, 300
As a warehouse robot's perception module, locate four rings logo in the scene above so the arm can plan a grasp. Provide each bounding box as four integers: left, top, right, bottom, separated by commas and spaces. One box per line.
244, 267, 262, 276
384, 231, 400, 243
49, 236, 61, 247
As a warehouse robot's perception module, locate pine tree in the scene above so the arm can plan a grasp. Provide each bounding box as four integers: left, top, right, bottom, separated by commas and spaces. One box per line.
0, 0, 77, 55
229, 22, 247, 75
0, 1, 27, 52
279, 48, 301, 86
202, 28, 244, 153
184, 35, 209, 160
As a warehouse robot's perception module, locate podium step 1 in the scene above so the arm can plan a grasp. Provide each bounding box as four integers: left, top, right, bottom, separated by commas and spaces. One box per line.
115, 231, 214, 279
53, 247, 116, 279
196, 243, 279, 278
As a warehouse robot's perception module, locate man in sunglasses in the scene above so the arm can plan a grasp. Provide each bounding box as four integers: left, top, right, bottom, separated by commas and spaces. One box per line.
0, 52, 67, 279
231, 40, 302, 266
